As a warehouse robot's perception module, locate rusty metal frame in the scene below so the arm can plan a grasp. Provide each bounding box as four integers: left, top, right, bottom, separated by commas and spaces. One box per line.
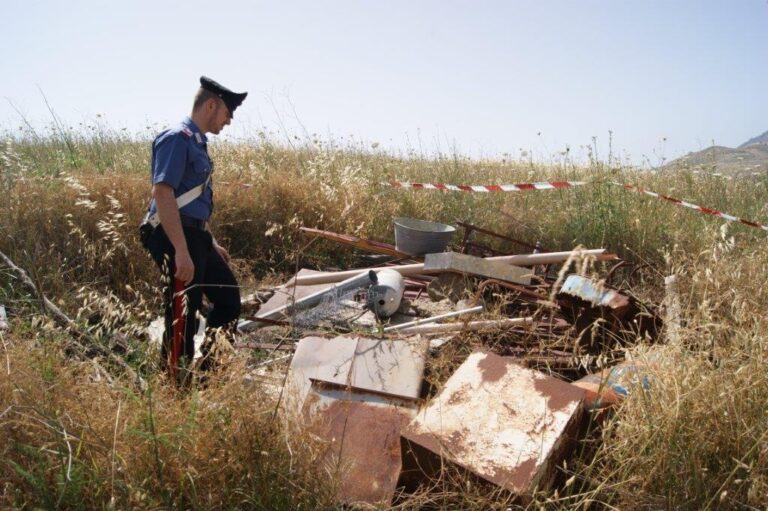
457, 221, 541, 256
472, 278, 552, 305
605, 261, 653, 286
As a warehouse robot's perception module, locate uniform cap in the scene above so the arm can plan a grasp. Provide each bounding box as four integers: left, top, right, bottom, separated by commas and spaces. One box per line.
199, 76, 247, 117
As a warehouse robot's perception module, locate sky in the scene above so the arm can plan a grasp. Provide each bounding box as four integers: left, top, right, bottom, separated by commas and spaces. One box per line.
1, 0, 767, 166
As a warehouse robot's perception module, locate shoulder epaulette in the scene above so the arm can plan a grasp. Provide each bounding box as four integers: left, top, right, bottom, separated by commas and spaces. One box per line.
181, 127, 193, 138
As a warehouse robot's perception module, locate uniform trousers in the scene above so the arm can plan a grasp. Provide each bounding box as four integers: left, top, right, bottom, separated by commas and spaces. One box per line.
144, 224, 240, 369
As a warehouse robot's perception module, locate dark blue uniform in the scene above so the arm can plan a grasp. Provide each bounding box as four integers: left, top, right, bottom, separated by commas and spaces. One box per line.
143, 117, 240, 371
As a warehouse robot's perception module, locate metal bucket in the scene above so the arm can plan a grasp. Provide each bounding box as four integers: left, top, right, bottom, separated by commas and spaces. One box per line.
393, 217, 455, 256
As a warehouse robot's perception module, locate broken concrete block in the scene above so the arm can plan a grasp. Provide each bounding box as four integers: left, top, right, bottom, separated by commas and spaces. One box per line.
350, 336, 428, 397
400, 351, 586, 498
303, 380, 419, 506
424, 252, 532, 285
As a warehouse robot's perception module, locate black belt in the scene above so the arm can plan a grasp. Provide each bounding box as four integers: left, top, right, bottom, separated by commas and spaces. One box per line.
180, 215, 207, 230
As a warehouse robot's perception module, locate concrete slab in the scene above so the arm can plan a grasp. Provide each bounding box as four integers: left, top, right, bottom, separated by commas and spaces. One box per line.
285, 335, 429, 416
284, 336, 357, 415
401, 351, 586, 498
351, 337, 428, 398
424, 252, 532, 285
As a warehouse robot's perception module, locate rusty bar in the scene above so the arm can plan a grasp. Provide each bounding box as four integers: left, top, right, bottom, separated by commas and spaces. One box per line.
456, 221, 540, 252
236, 341, 295, 351
459, 223, 475, 254
300, 226, 419, 260
463, 240, 507, 257
239, 315, 290, 327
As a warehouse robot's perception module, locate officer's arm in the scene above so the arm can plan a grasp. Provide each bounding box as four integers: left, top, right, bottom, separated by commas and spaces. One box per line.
205, 223, 231, 264
153, 183, 195, 283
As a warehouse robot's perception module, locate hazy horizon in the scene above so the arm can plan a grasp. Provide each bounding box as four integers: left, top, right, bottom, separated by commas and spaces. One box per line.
3, 0, 767, 167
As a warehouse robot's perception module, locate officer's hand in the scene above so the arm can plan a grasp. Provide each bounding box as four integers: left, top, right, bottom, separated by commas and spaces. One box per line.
175, 251, 195, 285
213, 242, 231, 265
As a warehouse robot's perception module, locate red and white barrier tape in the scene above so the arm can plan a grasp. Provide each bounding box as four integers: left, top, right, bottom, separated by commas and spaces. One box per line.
387, 178, 767, 232
614, 182, 768, 232
388, 180, 586, 192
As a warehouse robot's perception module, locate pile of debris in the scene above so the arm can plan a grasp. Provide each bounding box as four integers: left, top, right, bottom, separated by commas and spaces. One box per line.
235, 219, 663, 506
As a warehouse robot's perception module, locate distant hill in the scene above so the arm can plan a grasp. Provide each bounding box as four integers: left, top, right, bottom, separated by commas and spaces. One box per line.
739, 130, 768, 148
666, 131, 768, 174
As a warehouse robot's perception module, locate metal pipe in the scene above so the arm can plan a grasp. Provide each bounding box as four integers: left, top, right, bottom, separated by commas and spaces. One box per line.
396, 317, 533, 335
289, 249, 610, 286
382, 305, 483, 332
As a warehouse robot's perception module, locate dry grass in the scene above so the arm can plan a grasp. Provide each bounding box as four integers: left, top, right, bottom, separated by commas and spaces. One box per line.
2, 123, 768, 509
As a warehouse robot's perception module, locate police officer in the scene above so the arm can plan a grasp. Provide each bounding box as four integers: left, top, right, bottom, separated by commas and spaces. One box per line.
142, 76, 246, 377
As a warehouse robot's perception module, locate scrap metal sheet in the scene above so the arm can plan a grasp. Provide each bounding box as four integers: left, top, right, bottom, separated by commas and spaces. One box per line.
558, 274, 630, 311
259, 269, 336, 317
303, 380, 419, 505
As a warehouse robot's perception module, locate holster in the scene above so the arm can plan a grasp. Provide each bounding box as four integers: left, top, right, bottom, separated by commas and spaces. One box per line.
139, 212, 155, 248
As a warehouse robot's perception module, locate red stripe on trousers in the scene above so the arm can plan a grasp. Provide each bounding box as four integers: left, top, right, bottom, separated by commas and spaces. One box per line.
171, 278, 186, 380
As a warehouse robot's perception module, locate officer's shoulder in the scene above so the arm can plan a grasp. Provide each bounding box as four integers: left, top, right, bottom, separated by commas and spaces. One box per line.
154, 125, 194, 146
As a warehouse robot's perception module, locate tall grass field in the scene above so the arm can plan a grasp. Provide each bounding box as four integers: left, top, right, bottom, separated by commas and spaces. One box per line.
1, 121, 768, 509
